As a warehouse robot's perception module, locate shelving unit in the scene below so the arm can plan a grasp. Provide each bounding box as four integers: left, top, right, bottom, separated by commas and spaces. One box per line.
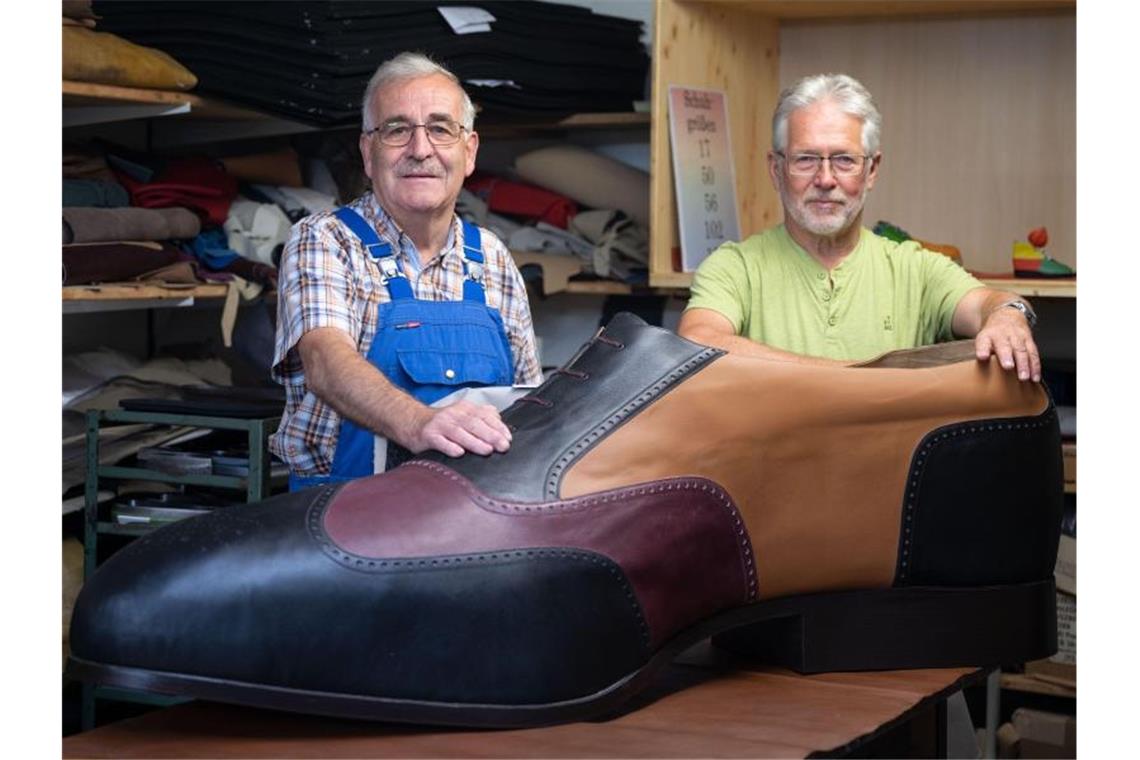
80, 408, 281, 729
83, 408, 280, 577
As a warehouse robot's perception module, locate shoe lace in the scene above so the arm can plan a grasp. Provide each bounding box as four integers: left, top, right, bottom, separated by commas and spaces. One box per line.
510, 331, 622, 418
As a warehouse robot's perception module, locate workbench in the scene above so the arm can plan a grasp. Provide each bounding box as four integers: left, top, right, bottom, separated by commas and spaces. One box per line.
63, 644, 986, 758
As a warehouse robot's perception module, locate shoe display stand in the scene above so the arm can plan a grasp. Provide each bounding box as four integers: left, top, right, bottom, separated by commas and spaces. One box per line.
80, 408, 281, 730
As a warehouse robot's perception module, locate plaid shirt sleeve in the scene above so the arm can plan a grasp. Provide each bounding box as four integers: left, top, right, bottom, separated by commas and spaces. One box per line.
269, 212, 371, 475
272, 214, 364, 385
478, 229, 543, 386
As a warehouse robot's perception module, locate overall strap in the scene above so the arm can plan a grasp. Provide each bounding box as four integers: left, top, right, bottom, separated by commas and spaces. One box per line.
334, 207, 413, 300
459, 219, 487, 304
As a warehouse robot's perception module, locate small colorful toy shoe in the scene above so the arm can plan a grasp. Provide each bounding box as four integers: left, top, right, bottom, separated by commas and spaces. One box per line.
1013, 241, 1075, 278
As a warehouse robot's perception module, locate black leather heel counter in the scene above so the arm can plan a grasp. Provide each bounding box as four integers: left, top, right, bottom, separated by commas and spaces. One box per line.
896, 405, 1064, 587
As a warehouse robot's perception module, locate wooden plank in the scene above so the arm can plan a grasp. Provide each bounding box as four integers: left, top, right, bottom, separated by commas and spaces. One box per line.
63, 661, 984, 758
657, 274, 1075, 298
697, 0, 1075, 20
64, 81, 295, 121
1001, 673, 1076, 699
650, 0, 782, 287
63, 284, 229, 301
974, 278, 1076, 298
62, 80, 199, 107
557, 112, 652, 129
475, 112, 650, 139
1062, 442, 1075, 485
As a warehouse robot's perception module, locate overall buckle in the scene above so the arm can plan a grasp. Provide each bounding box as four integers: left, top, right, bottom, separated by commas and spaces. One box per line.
378, 257, 400, 284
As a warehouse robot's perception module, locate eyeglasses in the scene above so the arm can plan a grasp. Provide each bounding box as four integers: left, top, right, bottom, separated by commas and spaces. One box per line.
365, 119, 467, 147
776, 152, 872, 177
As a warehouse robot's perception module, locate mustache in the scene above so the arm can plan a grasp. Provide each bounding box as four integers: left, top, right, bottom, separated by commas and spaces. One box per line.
395, 160, 444, 177
803, 193, 846, 204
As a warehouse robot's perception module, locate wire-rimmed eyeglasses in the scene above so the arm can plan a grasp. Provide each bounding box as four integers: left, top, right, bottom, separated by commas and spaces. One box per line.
365, 119, 468, 147
776, 152, 873, 177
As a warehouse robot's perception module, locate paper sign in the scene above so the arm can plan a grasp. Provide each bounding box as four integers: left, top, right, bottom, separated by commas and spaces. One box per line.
667, 87, 740, 271
438, 7, 495, 35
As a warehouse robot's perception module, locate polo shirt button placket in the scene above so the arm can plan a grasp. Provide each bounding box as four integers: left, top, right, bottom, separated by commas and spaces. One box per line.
828, 316, 838, 327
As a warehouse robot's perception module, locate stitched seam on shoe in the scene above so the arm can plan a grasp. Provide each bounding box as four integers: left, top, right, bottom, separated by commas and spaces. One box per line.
896, 407, 1059, 583
542, 347, 722, 499
299, 535, 653, 648
407, 461, 758, 603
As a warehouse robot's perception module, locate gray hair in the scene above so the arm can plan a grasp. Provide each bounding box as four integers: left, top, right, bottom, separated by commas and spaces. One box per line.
360, 51, 476, 132
772, 74, 882, 155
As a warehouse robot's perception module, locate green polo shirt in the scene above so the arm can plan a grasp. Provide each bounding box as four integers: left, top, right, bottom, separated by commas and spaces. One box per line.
686, 225, 982, 361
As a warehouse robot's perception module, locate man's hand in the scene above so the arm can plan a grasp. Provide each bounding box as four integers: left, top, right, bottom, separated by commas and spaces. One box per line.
299, 328, 513, 458
974, 306, 1041, 382
952, 288, 1042, 383
407, 400, 512, 457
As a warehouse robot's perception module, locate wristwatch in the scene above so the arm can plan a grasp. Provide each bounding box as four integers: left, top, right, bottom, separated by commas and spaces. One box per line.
1002, 300, 1037, 328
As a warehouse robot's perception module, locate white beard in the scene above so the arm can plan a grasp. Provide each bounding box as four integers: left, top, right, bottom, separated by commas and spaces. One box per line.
778, 172, 868, 237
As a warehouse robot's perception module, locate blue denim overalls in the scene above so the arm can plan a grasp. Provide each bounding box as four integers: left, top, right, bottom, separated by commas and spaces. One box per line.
288, 207, 515, 491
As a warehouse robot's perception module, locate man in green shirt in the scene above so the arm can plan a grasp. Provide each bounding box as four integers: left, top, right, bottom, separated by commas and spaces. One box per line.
680, 74, 1041, 382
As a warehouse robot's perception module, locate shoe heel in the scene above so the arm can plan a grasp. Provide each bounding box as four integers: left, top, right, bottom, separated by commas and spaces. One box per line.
712, 579, 1057, 673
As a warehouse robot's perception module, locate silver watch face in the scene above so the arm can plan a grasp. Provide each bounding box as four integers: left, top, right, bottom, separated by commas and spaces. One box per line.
1006, 301, 1036, 326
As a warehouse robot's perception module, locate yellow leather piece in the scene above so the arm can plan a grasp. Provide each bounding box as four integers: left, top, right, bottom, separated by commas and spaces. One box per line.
63, 26, 197, 91
561, 350, 1048, 600
1013, 240, 1044, 261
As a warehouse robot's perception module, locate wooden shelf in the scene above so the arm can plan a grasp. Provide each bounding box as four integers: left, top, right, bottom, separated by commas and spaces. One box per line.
716, 0, 1075, 20
1000, 673, 1076, 698
63, 80, 278, 125
641, 273, 1075, 298
479, 110, 650, 137
64, 80, 648, 134
975, 277, 1076, 299
63, 283, 230, 313
63, 284, 229, 301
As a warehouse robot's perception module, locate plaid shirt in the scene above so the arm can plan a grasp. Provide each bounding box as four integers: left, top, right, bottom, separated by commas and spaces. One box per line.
270, 193, 542, 476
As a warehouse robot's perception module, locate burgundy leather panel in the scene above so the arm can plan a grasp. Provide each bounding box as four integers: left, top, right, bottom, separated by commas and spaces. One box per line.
320, 462, 757, 648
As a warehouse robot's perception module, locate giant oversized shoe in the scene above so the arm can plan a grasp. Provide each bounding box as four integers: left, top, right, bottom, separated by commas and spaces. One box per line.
68, 313, 1063, 727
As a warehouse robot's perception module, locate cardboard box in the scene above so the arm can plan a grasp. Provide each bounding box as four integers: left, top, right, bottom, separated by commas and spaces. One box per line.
1054, 534, 1075, 595
1061, 442, 1076, 486
1022, 589, 1078, 689
1012, 708, 1076, 759
1053, 591, 1075, 666
1024, 657, 1076, 689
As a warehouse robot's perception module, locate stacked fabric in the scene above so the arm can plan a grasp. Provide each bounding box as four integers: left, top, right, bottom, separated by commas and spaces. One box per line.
61, 144, 343, 291
90, 0, 648, 125
460, 146, 650, 285
63, 0, 197, 91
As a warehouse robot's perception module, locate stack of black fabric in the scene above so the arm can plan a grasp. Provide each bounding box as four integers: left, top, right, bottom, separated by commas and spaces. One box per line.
91, 0, 649, 126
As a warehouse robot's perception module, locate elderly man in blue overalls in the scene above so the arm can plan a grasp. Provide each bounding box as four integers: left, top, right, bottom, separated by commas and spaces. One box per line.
271, 52, 543, 491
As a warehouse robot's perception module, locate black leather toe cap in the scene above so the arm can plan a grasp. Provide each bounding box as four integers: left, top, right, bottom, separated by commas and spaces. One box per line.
70, 486, 651, 705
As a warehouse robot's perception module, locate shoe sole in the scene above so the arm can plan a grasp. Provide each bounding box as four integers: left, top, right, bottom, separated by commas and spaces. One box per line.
66, 578, 1056, 728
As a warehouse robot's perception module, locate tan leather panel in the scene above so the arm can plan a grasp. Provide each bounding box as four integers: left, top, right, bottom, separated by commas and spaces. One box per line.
854, 339, 978, 368
561, 354, 1047, 600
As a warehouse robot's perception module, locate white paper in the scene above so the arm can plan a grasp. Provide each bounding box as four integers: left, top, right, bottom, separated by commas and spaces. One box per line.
438, 7, 495, 34
465, 79, 520, 89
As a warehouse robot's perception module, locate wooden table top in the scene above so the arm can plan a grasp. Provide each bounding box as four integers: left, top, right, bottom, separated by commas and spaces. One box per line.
64, 644, 984, 758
